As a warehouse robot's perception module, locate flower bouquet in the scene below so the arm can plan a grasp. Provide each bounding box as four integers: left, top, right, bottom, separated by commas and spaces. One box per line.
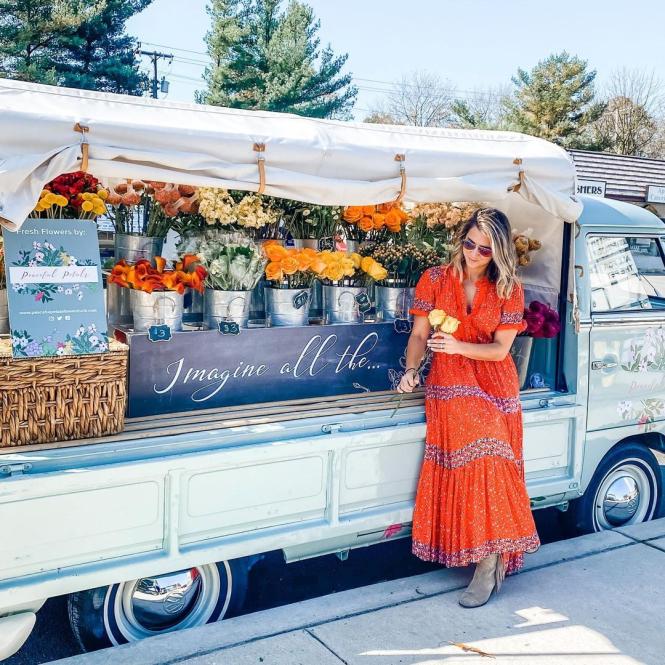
31, 172, 108, 219
342, 202, 410, 247
262, 243, 324, 327
188, 231, 267, 329
108, 254, 207, 332
409, 202, 482, 259
362, 242, 442, 321
317, 251, 387, 324
511, 300, 561, 388
279, 200, 341, 246
198, 188, 282, 240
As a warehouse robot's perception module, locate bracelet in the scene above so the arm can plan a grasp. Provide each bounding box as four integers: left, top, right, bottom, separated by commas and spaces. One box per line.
405, 367, 419, 376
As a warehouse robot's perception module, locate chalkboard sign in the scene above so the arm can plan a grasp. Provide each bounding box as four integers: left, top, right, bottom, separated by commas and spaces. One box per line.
126, 322, 407, 417
219, 320, 241, 335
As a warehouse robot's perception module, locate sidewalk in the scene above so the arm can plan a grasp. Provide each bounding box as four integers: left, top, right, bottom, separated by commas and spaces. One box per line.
54, 519, 665, 665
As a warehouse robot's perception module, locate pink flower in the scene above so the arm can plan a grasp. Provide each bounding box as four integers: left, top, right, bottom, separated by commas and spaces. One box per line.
35, 292, 44, 301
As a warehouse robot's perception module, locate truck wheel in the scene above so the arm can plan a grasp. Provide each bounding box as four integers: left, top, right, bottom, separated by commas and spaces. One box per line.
68, 559, 251, 652
567, 443, 661, 535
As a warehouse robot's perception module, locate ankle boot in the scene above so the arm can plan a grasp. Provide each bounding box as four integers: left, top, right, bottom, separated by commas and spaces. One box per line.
458, 553, 505, 608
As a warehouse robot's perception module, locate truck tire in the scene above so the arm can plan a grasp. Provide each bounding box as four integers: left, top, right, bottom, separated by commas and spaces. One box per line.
68, 558, 251, 652
567, 443, 662, 535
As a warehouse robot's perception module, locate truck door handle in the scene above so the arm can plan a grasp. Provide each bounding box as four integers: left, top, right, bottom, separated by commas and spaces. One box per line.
591, 360, 618, 370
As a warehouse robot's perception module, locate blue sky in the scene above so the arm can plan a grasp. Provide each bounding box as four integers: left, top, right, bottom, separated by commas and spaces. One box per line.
126, 0, 665, 117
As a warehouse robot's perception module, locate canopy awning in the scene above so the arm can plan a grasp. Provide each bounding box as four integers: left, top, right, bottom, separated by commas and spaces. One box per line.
0, 79, 581, 231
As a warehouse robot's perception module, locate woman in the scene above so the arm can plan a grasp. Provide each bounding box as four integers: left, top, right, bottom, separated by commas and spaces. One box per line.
398, 207, 540, 608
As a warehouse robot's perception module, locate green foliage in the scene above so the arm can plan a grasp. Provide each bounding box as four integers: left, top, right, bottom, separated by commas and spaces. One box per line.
505, 51, 606, 147
53, 0, 152, 95
198, 0, 357, 118
0, 0, 149, 95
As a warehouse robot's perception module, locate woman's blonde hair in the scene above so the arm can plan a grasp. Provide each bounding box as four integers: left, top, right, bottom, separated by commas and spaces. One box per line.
450, 207, 518, 299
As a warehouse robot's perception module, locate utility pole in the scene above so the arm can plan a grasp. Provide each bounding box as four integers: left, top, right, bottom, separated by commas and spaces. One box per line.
138, 46, 173, 99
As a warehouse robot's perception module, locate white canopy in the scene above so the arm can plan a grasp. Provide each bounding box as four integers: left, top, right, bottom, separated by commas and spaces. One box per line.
0, 79, 581, 233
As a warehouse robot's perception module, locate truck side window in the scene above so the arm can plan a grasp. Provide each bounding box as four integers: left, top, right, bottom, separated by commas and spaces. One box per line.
588, 236, 665, 312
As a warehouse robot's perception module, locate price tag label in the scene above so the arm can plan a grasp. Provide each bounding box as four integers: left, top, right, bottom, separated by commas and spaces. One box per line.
218, 320, 241, 335
148, 324, 172, 343
318, 237, 335, 251
355, 292, 371, 313
292, 290, 309, 310
393, 318, 412, 334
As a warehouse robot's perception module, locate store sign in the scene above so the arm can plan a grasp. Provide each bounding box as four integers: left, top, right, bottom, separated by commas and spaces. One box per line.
2, 219, 108, 358
126, 323, 410, 416
646, 185, 665, 204
576, 180, 606, 197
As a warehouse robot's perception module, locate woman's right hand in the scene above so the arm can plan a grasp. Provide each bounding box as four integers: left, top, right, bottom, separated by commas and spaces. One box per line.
397, 368, 420, 393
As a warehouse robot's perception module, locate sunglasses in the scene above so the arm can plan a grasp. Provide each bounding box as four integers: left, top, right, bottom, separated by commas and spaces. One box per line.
463, 238, 493, 258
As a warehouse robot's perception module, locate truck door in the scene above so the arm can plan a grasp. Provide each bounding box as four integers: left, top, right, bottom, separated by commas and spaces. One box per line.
586, 233, 665, 431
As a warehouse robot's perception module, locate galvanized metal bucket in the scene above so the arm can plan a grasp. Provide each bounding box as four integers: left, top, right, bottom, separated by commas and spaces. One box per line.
0, 289, 8, 334
204, 289, 252, 329
183, 288, 204, 325
323, 285, 369, 324
344, 240, 360, 254
375, 286, 415, 321
106, 282, 133, 330
114, 234, 164, 263
130, 290, 184, 332
264, 287, 311, 327
292, 239, 322, 316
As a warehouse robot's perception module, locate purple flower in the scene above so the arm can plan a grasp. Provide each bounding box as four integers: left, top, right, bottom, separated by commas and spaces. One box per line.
25, 341, 42, 356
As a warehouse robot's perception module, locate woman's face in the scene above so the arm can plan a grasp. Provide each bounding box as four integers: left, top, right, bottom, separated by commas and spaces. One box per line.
462, 225, 493, 272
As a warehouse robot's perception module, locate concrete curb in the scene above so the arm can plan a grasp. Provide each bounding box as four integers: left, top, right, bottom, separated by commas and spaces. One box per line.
52, 520, 665, 665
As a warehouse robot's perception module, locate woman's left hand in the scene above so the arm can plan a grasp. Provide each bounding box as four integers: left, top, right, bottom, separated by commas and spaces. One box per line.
427, 331, 462, 355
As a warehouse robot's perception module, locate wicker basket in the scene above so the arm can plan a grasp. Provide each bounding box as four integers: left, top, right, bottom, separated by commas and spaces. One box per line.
0, 339, 128, 448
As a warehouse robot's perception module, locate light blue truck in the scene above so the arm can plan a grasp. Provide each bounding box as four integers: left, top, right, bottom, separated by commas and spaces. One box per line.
1, 194, 664, 659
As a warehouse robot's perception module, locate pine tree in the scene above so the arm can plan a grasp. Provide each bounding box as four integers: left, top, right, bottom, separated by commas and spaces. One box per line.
198, 0, 357, 119
505, 52, 606, 147
53, 0, 152, 95
0, 0, 97, 83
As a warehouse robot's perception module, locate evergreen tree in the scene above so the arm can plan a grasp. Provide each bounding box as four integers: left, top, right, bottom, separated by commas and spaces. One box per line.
505, 52, 605, 147
198, 0, 357, 119
0, 0, 97, 83
53, 0, 152, 95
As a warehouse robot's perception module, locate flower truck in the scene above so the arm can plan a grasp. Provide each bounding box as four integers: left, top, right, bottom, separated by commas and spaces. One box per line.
0, 79, 664, 659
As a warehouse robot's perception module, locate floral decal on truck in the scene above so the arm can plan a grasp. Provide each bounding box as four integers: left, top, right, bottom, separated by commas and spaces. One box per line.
620, 327, 665, 372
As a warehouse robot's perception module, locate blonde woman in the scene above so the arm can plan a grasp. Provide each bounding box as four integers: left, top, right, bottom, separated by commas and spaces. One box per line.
398, 207, 539, 607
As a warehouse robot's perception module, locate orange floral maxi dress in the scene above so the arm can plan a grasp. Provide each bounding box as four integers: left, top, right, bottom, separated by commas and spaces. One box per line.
410, 265, 540, 574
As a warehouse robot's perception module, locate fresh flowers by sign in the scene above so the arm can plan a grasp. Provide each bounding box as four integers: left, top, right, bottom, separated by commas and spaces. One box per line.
280, 201, 341, 241
108, 255, 207, 294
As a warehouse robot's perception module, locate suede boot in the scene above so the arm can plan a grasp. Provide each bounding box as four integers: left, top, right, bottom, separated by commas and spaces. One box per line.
458, 553, 505, 608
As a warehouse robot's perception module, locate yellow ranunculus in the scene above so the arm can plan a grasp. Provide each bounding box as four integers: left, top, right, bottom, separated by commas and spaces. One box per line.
368, 263, 388, 281
350, 252, 362, 269
44, 193, 58, 205
92, 204, 106, 216
55, 195, 68, 207
440, 315, 461, 334
81, 201, 94, 212
97, 189, 109, 200
428, 309, 447, 328
81, 192, 94, 201
360, 256, 374, 273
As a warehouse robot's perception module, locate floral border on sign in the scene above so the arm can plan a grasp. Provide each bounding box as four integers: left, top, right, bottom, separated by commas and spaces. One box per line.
11, 323, 109, 357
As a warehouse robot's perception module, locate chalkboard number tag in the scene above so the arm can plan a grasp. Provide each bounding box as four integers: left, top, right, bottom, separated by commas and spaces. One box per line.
318, 237, 335, 251
293, 290, 309, 310
218, 319, 241, 335
148, 324, 172, 343
355, 292, 371, 313
394, 318, 412, 334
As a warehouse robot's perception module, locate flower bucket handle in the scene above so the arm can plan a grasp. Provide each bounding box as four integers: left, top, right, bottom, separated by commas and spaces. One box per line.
152, 293, 178, 325
397, 287, 410, 319
223, 294, 247, 320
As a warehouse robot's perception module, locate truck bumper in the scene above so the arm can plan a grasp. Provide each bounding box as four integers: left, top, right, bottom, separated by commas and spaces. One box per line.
0, 612, 36, 660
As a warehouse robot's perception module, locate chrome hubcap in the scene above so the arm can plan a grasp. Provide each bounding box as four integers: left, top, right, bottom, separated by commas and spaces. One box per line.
602, 476, 640, 526
594, 462, 654, 530
132, 568, 203, 631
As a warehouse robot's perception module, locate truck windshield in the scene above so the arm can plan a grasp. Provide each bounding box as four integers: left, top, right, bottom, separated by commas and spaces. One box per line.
588, 236, 665, 312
